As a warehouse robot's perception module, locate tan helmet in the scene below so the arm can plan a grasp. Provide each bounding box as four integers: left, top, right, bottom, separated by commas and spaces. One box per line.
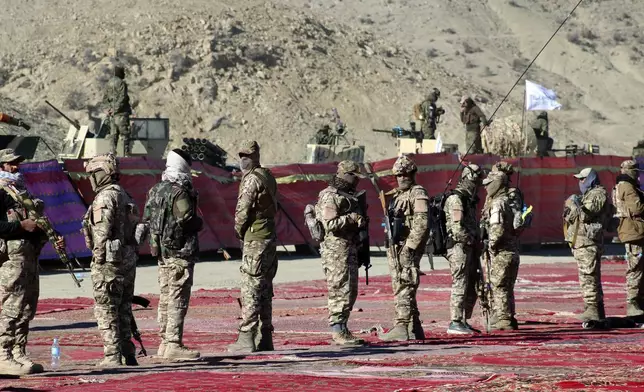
84, 153, 118, 176
461, 163, 482, 182
392, 155, 417, 175
492, 161, 514, 176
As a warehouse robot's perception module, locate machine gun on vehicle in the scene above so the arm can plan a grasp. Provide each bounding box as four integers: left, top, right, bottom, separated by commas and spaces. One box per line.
372, 121, 423, 143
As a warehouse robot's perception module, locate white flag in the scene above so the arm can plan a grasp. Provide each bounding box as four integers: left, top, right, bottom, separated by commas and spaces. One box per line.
435, 132, 443, 153
525, 80, 562, 111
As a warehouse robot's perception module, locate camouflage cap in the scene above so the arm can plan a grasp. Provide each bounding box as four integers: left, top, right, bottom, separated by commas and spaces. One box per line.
84, 153, 118, 175
620, 160, 641, 170
0, 149, 25, 164
337, 160, 362, 176
238, 140, 260, 157
492, 161, 514, 176
482, 170, 507, 186
461, 163, 482, 181
392, 155, 417, 175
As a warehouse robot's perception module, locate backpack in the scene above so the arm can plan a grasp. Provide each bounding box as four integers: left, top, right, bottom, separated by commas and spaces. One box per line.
427, 190, 459, 256
413, 102, 423, 121
304, 204, 324, 242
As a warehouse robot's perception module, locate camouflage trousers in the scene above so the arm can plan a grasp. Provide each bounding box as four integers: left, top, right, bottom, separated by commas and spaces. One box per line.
465, 130, 483, 154
91, 259, 126, 357
109, 113, 131, 156
489, 248, 520, 322
239, 239, 278, 334
572, 245, 604, 311
0, 241, 40, 353
446, 243, 478, 321
624, 242, 644, 310
120, 246, 137, 356
387, 246, 422, 326
158, 256, 195, 345
421, 121, 436, 139
321, 237, 359, 326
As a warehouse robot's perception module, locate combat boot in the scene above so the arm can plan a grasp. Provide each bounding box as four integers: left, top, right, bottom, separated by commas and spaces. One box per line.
409, 316, 426, 340
491, 319, 517, 331
627, 301, 644, 317
510, 317, 519, 329
255, 328, 274, 352
331, 324, 364, 346
12, 345, 44, 374
0, 350, 33, 376
164, 343, 200, 360
96, 354, 124, 368
580, 304, 602, 322
227, 331, 257, 354
156, 341, 167, 357
380, 324, 410, 342
446, 321, 476, 335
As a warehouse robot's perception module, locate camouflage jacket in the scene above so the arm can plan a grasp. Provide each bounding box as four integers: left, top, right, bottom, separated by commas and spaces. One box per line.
461, 105, 487, 132
143, 180, 202, 258
102, 76, 132, 115
444, 190, 478, 245
531, 117, 549, 138
420, 100, 438, 130
388, 185, 430, 250
564, 186, 609, 247
482, 192, 518, 251
234, 167, 277, 241
82, 184, 129, 264
612, 179, 644, 243
1, 184, 47, 249
315, 186, 362, 244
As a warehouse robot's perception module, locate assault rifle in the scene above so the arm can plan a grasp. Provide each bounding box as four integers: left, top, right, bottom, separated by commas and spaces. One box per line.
355, 190, 372, 285
3, 185, 84, 287
476, 224, 492, 332
131, 295, 150, 356
379, 190, 399, 271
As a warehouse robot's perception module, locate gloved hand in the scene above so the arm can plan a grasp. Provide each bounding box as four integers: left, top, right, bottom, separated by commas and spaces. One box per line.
17, 119, 30, 130
348, 212, 366, 228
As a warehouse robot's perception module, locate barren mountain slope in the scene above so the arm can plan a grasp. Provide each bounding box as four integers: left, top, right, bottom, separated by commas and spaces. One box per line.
0, 0, 517, 163
281, 0, 644, 155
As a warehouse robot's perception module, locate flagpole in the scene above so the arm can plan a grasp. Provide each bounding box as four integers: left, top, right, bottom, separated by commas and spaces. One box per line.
521, 82, 527, 155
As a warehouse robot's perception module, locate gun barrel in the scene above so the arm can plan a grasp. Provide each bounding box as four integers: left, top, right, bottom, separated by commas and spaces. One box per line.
45, 100, 81, 130
372, 129, 394, 134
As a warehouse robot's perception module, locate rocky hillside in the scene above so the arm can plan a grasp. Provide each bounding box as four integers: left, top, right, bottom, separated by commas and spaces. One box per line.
1, 0, 641, 163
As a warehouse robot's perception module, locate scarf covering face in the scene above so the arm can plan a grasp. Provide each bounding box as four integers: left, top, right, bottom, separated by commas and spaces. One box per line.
579, 170, 600, 194
162, 150, 192, 186
0, 171, 26, 190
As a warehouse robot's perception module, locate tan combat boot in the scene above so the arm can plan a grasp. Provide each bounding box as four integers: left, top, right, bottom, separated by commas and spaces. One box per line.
228, 331, 257, 354
12, 345, 44, 373
491, 319, 516, 331
96, 354, 124, 368
627, 301, 644, 317
157, 341, 167, 357
0, 350, 33, 376
331, 324, 365, 346
163, 343, 200, 360
380, 324, 410, 342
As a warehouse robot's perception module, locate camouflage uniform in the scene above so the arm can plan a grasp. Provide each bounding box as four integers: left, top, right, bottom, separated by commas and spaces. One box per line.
444, 163, 481, 334
380, 155, 429, 341
229, 141, 278, 353
563, 168, 609, 321
143, 149, 202, 360
419, 89, 440, 139
102, 66, 133, 156
316, 160, 366, 345
81, 153, 132, 367
460, 96, 488, 154
613, 160, 644, 317
481, 171, 520, 330
0, 149, 46, 375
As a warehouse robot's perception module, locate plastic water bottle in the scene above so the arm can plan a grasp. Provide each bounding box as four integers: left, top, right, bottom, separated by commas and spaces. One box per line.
51, 338, 60, 369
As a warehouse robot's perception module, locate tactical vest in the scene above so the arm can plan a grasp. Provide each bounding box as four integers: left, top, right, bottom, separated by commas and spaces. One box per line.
146, 181, 198, 257
314, 186, 362, 241
2, 185, 47, 250
242, 168, 278, 241
388, 185, 425, 242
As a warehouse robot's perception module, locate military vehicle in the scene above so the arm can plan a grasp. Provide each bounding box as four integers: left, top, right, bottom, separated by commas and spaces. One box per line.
46, 101, 169, 160
305, 108, 365, 163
